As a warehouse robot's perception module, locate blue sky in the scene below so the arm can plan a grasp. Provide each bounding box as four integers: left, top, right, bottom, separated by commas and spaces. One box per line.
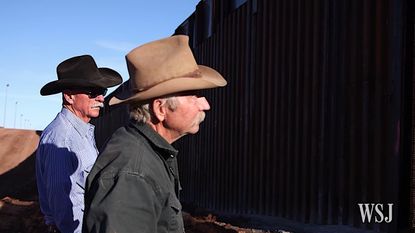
0, 1, 200, 130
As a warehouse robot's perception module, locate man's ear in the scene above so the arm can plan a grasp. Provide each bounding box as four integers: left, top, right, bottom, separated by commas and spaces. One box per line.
63, 92, 74, 105
151, 99, 167, 122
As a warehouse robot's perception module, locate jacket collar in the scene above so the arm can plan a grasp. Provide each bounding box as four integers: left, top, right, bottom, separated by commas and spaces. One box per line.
130, 121, 178, 158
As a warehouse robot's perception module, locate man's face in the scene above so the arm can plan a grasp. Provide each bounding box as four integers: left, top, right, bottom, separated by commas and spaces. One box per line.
164, 94, 210, 137
64, 88, 106, 123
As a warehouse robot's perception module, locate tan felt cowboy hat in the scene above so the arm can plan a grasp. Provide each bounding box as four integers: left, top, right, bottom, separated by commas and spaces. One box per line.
109, 35, 227, 105
40, 55, 122, 96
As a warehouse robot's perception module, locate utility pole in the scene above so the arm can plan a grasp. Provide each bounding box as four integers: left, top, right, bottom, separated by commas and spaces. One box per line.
13, 101, 18, 128
3, 84, 9, 127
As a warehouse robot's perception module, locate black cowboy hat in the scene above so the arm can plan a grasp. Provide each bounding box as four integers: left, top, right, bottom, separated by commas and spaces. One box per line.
40, 55, 122, 96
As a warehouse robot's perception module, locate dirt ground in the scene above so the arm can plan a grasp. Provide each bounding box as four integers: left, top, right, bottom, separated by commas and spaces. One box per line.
0, 197, 48, 233
0, 128, 285, 233
0, 196, 282, 233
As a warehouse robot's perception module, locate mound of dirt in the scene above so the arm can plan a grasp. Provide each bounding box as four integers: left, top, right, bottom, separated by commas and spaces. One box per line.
0, 128, 41, 200
0, 128, 40, 175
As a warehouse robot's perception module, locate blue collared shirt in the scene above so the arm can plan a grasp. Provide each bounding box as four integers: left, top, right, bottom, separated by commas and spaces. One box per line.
36, 108, 98, 233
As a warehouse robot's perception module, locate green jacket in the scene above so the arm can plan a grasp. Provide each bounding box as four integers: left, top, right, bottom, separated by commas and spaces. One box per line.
83, 121, 184, 233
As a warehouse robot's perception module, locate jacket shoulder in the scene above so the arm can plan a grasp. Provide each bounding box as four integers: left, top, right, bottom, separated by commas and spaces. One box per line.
90, 125, 152, 178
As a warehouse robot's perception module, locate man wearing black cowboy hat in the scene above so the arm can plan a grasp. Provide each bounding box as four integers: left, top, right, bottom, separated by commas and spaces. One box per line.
36, 55, 122, 233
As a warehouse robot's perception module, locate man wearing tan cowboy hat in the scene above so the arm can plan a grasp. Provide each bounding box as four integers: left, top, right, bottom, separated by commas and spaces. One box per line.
83, 35, 227, 233
36, 55, 122, 233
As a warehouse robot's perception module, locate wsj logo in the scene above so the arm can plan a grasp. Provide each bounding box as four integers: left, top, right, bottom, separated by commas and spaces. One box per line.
358, 203, 393, 223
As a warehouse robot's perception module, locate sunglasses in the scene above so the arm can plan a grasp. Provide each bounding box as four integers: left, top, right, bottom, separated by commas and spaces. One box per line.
84, 88, 108, 98
67, 88, 108, 98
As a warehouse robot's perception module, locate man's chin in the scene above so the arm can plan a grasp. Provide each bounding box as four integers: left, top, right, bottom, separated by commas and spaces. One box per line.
188, 126, 200, 134
89, 110, 101, 118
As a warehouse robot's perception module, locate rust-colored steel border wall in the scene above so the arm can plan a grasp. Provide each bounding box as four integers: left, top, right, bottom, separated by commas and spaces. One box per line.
171, 0, 413, 232
91, 0, 414, 232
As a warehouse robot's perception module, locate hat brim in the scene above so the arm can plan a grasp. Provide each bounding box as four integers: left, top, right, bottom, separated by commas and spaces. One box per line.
40, 68, 122, 96
109, 65, 226, 105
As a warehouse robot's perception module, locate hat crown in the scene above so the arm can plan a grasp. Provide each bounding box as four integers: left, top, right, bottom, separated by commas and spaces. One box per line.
40, 55, 123, 96
126, 35, 199, 92
57, 55, 99, 81
108, 35, 226, 105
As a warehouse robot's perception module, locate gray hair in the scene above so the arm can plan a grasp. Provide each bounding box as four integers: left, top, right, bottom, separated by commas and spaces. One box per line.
129, 96, 178, 123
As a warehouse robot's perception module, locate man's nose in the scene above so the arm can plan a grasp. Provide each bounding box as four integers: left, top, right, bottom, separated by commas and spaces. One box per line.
96, 95, 105, 102
197, 97, 210, 110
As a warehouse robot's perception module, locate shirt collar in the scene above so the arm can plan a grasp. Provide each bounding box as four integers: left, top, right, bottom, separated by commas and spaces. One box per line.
61, 108, 95, 138
131, 121, 178, 158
